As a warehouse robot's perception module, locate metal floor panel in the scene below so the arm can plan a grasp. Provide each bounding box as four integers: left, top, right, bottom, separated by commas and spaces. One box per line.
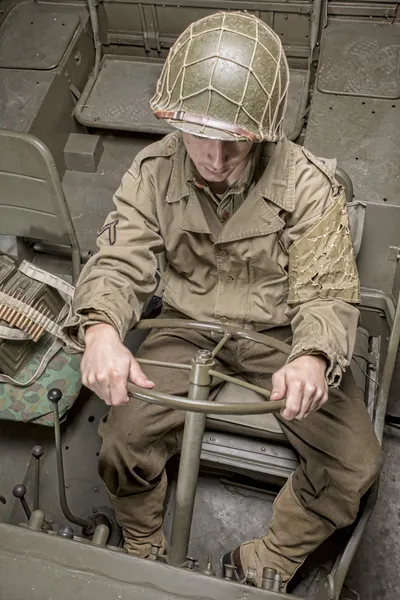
305, 90, 400, 206
318, 20, 400, 99
79, 55, 307, 138
0, 69, 53, 131
0, 2, 80, 70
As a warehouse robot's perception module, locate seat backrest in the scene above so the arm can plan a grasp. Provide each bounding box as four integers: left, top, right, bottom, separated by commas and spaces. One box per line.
0, 130, 79, 249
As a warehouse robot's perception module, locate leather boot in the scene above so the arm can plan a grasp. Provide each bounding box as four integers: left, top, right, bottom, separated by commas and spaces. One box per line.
223, 475, 335, 590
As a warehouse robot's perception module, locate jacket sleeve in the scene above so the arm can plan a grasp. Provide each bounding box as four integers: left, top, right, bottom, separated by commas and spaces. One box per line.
64, 160, 164, 348
282, 152, 360, 386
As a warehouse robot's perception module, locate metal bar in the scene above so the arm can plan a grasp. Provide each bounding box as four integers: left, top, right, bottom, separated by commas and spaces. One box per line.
103, 0, 313, 12
328, 3, 396, 18
127, 382, 284, 414
34, 460, 40, 511
51, 401, 90, 530
74, 0, 102, 127
374, 288, 400, 444
209, 369, 271, 399
169, 351, 213, 565
211, 331, 231, 358
20, 496, 32, 520
136, 319, 291, 355
318, 482, 379, 600
366, 336, 380, 420
136, 358, 191, 371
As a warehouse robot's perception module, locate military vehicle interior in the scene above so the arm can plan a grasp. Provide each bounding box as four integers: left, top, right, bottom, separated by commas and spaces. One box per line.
0, 0, 399, 599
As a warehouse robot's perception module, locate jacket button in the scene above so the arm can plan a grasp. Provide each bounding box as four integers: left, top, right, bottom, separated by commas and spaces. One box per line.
220, 317, 228, 324
219, 250, 227, 257
226, 276, 233, 282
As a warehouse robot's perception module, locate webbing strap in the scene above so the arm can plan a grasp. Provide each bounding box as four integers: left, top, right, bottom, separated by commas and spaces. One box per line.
0, 324, 29, 340
19, 261, 74, 299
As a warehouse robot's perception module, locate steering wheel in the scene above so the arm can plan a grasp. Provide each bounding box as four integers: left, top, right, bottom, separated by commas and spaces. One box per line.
127, 318, 291, 415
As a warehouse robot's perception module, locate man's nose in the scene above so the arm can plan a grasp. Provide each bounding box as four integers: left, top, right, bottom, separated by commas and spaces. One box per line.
208, 141, 227, 170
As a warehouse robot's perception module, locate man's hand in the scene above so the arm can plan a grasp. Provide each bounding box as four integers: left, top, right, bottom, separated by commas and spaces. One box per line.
271, 355, 328, 420
81, 323, 154, 406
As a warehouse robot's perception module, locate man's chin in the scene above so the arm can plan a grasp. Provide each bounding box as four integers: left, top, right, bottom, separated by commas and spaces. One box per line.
201, 168, 229, 182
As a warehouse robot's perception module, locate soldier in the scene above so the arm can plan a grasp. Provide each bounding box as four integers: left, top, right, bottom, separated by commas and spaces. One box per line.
66, 11, 382, 591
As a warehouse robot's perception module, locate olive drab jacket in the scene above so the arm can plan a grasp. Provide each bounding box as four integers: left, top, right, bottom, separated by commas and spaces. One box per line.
67, 132, 360, 386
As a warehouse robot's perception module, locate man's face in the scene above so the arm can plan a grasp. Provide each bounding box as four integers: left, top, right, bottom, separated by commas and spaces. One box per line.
182, 133, 253, 183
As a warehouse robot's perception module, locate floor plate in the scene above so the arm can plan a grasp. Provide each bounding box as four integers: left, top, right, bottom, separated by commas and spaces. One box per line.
0, 2, 80, 70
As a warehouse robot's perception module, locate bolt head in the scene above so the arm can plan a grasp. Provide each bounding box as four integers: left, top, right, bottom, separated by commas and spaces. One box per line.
195, 349, 212, 364
58, 525, 74, 539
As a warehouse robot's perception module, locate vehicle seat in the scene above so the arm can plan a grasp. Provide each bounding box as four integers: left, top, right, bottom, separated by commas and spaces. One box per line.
201, 327, 371, 482
0, 130, 85, 284
207, 327, 369, 442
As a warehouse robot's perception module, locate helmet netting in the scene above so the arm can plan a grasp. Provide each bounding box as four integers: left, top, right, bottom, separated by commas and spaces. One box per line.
150, 12, 290, 141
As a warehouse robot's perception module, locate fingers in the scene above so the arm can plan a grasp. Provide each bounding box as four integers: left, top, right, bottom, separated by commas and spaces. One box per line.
281, 379, 303, 420
83, 368, 112, 405
129, 358, 155, 389
303, 386, 328, 418
296, 382, 317, 420
271, 369, 287, 401
109, 371, 130, 406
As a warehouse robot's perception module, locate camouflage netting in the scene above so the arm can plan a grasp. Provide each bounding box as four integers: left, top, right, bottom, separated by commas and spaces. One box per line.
288, 192, 361, 304
150, 11, 290, 142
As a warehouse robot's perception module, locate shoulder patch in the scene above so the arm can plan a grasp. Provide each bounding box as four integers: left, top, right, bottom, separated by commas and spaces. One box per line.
129, 132, 181, 179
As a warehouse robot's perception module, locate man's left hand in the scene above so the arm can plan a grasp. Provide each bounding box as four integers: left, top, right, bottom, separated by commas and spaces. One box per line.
271, 355, 328, 420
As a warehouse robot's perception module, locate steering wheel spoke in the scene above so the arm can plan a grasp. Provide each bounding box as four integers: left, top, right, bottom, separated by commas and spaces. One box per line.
131, 318, 288, 415
131, 318, 287, 567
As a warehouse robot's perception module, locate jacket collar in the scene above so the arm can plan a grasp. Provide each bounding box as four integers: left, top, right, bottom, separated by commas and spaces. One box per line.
165, 135, 296, 239
258, 136, 296, 213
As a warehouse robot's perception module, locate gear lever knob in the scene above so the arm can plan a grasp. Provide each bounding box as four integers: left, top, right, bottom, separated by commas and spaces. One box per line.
31, 445, 44, 459
13, 484, 32, 520
48, 388, 62, 403
13, 484, 27, 499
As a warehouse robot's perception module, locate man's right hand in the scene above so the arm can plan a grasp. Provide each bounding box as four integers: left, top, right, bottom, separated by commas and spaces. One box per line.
81, 323, 154, 406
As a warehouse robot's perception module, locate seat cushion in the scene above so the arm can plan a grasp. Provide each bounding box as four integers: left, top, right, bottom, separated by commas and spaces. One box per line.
206, 379, 287, 442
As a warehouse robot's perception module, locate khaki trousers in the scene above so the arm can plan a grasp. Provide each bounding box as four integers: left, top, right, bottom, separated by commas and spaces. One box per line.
98, 313, 383, 584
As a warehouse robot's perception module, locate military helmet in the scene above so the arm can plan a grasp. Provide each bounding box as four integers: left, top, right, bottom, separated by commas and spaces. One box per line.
150, 11, 290, 142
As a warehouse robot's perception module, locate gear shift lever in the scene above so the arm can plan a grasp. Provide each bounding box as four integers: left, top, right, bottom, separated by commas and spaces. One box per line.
48, 388, 111, 542
31, 445, 44, 511
13, 484, 32, 520
48, 388, 91, 531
